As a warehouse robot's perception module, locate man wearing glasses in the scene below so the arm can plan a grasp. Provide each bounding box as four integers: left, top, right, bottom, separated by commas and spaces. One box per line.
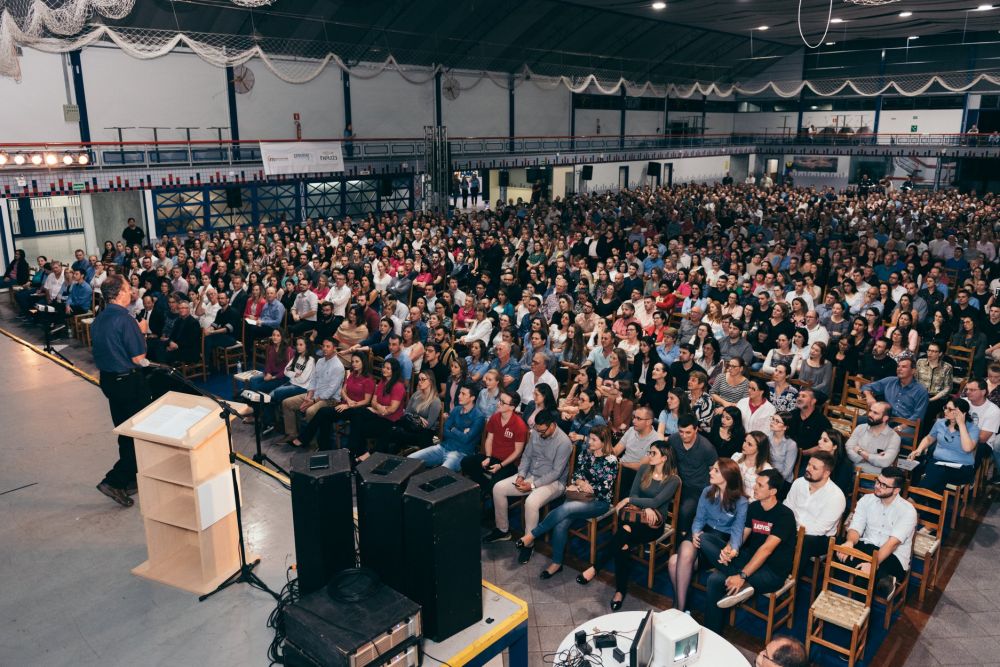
461, 389, 527, 497
755, 636, 808, 667
836, 465, 917, 597
612, 405, 661, 493
484, 410, 572, 565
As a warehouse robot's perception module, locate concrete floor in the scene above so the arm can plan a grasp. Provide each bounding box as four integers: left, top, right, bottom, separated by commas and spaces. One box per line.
0, 334, 295, 667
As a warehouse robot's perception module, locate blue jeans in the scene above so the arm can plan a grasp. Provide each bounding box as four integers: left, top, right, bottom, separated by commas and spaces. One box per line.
248, 375, 286, 394
531, 499, 610, 566
409, 445, 466, 471
265, 384, 307, 426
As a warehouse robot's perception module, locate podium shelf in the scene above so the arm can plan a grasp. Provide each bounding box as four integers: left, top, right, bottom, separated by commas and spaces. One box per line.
143, 453, 194, 487
144, 494, 198, 532
132, 544, 236, 596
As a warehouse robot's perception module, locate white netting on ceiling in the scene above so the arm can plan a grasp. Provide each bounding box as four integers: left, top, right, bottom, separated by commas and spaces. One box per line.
0, 0, 998, 100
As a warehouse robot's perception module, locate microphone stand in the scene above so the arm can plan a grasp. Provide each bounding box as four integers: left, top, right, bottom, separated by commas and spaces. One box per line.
247, 395, 289, 477
147, 363, 280, 602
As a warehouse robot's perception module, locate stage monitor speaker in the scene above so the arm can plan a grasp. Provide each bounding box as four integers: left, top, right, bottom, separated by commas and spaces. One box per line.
401, 467, 482, 641
498, 170, 510, 187
356, 454, 424, 593
580, 165, 593, 181
225, 186, 243, 209
380, 176, 394, 197
290, 449, 356, 596
647, 162, 661, 177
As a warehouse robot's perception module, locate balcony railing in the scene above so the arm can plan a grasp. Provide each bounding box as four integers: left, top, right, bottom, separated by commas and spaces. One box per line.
0, 132, 994, 174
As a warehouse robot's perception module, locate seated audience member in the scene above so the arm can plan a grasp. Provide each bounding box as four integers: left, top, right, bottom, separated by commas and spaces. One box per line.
202, 291, 242, 362
732, 431, 774, 497
668, 414, 720, 534
915, 342, 953, 424
737, 377, 776, 433
708, 405, 745, 459
285, 351, 374, 450
247, 332, 294, 396
63, 269, 93, 316
669, 343, 703, 391
244, 286, 285, 342
261, 336, 314, 433
656, 388, 690, 438
475, 368, 502, 417
837, 465, 918, 596
614, 405, 661, 492
565, 389, 606, 447
861, 357, 928, 425
845, 401, 900, 474
687, 369, 715, 431
163, 299, 202, 365
963, 377, 1000, 472
858, 336, 897, 381
516, 352, 559, 414
756, 637, 809, 667
385, 333, 414, 382
461, 389, 528, 496
908, 398, 979, 493
784, 451, 846, 562
577, 441, 680, 609
393, 370, 444, 451
702, 469, 797, 633
287, 279, 319, 336
280, 337, 345, 446
409, 382, 484, 471
603, 379, 637, 435
787, 388, 831, 453
711, 356, 750, 409
767, 412, 798, 483
483, 410, 572, 560
515, 425, 619, 578
347, 357, 407, 461
489, 340, 522, 388
667, 458, 748, 613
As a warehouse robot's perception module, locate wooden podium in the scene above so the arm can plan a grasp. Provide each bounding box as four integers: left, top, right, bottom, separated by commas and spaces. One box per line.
115, 391, 246, 595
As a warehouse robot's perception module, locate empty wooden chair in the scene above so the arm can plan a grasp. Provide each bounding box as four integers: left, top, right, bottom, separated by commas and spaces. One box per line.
805, 541, 878, 667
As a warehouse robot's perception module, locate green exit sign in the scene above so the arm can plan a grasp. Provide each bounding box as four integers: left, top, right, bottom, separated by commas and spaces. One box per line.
72, 182, 86, 191
910, 125, 918, 133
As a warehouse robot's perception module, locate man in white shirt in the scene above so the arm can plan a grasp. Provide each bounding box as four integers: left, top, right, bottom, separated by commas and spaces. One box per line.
289, 279, 319, 335
846, 402, 901, 474
963, 377, 1000, 473
326, 271, 351, 321
42, 261, 67, 303
804, 311, 830, 347
837, 465, 917, 596
784, 451, 846, 562
516, 352, 559, 413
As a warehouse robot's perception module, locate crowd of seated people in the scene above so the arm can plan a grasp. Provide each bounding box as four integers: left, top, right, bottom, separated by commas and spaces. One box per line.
6, 179, 1000, 651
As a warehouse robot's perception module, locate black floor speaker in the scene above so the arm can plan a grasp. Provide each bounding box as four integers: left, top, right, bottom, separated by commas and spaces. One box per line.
355, 454, 424, 593
290, 449, 356, 595
401, 467, 482, 641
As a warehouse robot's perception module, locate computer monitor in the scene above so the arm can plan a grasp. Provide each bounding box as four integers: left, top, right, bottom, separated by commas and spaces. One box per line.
651, 609, 702, 667
630, 611, 654, 667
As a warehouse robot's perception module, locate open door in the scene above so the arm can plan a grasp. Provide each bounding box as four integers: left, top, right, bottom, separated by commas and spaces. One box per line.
618, 166, 629, 190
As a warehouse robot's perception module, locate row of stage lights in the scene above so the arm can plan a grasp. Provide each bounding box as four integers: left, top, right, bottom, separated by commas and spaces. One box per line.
0, 151, 90, 167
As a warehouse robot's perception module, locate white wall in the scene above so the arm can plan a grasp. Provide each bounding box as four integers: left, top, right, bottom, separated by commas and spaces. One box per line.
802, 110, 874, 132
878, 109, 964, 136
515, 83, 570, 136
0, 50, 78, 143
442, 74, 507, 138
669, 155, 731, 184
625, 110, 663, 136
350, 71, 435, 138
575, 110, 608, 136
732, 112, 800, 135
704, 112, 734, 135
580, 155, 732, 191
237, 60, 344, 140
82, 47, 230, 143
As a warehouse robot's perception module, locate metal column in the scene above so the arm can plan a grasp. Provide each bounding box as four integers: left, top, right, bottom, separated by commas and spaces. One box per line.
423, 125, 451, 213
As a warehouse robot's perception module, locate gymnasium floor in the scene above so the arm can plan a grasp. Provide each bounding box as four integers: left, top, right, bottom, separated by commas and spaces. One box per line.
0, 316, 998, 667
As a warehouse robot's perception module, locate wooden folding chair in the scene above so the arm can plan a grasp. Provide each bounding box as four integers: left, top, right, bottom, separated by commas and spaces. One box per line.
730, 527, 806, 643
629, 481, 683, 588
568, 463, 622, 564
840, 374, 870, 410
180, 330, 208, 381
824, 404, 858, 438
888, 416, 920, 458
805, 541, 878, 667
946, 344, 975, 385
905, 486, 946, 602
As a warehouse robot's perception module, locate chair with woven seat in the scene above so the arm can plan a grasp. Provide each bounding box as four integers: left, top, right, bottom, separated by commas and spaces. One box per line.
213, 341, 245, 374
628, 480, 683, 588
946, 344, 975, 386
840, 375, 870, 411
944, 481, 971, 530
567, 463, 622, 564
905, 486, 946, 602
888, 416, 921, 458
805, 541, 878, 667
179, 331, 208, 382
729, 527, 806, 643
824, 404, 858, 438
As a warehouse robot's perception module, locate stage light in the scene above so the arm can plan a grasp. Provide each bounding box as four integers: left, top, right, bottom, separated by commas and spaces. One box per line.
975, 4, 994, 11
44, 153, 57, 166
899, 11, 912, 17
62, 153, 74, 165
77, 153, 89, 165
757, 25, 769, 30
831, 18, 844, 23
14, 153, 25, 165
30, 153, 43, 165
652, 1, 666, 8
826, 41, 837, 45
0, 152, 8, 166
908, 35, 919, 40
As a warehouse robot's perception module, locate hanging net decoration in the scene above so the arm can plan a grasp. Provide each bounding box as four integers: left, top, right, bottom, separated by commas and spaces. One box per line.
843, 0, 902, 5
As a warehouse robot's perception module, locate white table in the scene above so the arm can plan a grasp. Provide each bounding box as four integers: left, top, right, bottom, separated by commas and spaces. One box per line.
556, 611, 750, 667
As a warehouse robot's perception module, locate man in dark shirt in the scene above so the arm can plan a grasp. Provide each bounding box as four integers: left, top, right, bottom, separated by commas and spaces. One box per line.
122, 216, 145, 247
858, 338, 897, 382
788, 388, 831, 452
203, 291, 241, 363
668, 415, 718, 533
164, 300, 203, 364
669, 344, 703, 391
424, 343, 449, 397
703, 469, 796, 633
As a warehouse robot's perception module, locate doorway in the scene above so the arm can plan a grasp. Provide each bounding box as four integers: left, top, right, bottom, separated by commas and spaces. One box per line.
618, 166, 629, 190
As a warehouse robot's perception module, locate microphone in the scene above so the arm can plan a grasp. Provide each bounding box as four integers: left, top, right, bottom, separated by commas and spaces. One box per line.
241, 389, 271, 404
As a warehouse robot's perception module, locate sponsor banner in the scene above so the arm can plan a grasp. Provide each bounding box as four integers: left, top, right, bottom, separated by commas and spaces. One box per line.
259, 141, 345, 176
789, 156, 839, 173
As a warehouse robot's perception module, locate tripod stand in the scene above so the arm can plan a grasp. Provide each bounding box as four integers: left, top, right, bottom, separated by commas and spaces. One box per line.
148, 364, 280, 602
37, 304, 72, 365
246, 394, 289, 477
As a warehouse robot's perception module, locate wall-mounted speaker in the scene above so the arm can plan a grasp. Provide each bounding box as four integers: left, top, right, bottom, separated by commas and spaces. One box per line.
580, 165, 593, 180
498, 170, 510, 187
647, 162, 661, 177
225, 186, 243, 209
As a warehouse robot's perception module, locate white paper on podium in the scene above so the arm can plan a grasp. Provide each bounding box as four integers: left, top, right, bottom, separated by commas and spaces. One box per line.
132, 404, 213, 439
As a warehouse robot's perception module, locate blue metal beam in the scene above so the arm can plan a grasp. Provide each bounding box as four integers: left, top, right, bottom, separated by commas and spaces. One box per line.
68, 51, 91, 143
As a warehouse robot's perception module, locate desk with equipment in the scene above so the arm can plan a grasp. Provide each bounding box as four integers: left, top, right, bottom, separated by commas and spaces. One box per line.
556, 611, 750, 667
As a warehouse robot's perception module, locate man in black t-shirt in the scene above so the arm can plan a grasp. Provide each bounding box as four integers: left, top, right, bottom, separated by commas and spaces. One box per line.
787, 388, 831, 452
703, 469, 797, 634
668, 344, 703, 391
858, 338, 898, 382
